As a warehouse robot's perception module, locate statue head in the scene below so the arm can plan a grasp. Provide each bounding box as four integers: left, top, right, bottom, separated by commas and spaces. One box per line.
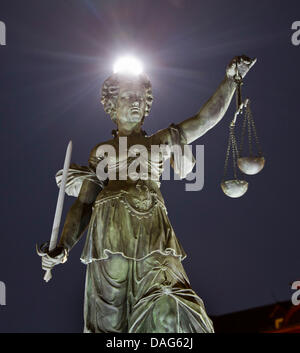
101, 73, 153, 126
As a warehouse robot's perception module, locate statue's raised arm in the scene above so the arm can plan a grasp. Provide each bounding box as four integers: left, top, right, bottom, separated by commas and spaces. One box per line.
177, 55, 257, 144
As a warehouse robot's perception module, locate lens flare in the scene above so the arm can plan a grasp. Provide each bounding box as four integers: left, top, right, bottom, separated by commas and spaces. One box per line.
113, 56, 143, 75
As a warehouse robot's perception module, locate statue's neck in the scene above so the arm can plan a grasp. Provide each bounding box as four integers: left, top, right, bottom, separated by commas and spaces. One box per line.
116, 122, 143, 137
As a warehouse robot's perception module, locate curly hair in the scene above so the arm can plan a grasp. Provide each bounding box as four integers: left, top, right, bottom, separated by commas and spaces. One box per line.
100, 73, 153, 124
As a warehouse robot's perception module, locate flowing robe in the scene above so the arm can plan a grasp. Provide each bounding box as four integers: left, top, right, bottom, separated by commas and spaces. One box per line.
56, 124, 214, 333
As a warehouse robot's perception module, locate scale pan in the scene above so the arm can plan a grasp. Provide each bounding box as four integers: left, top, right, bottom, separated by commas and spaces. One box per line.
221, 180, 248, 198
237, 157, 265, 175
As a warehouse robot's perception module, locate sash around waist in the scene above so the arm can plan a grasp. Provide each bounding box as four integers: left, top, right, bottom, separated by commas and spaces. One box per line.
94, 180, 166, 218
96, 179, 164, 203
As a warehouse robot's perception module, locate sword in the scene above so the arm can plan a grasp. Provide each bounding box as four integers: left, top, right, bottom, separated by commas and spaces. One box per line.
37, 141, 72, 282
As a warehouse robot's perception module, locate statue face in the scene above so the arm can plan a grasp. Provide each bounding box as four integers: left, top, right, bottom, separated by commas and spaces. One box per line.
116, 82, 146, 125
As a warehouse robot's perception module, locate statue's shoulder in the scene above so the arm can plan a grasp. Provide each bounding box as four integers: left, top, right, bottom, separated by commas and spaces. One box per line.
149, 126, 173, 146
90, 138, 115, 155
89, 138, 115, 169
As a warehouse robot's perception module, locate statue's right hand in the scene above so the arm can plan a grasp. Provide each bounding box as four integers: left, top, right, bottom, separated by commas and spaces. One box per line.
36, 243, 68, 271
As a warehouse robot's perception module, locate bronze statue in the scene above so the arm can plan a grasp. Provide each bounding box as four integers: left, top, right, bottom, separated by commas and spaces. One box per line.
38, 55, 256, 333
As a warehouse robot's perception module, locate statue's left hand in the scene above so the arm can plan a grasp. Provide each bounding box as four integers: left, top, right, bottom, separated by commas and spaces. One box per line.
226, 55, 257, 80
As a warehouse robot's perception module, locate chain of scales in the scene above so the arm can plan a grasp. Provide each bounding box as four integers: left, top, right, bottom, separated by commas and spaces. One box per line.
221, 67, 266, 198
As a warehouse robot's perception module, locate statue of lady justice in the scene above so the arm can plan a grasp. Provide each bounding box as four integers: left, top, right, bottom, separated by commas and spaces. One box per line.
38, 55, 256, 333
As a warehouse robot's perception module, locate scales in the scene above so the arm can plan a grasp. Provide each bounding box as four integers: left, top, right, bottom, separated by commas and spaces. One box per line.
221, 65, 265, 198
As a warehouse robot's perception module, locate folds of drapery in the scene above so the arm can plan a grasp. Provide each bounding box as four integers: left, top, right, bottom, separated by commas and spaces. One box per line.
55, 124, 196, 198
84, 252, 214, 333
55, 163, 107, 197
80, 193, 187, 264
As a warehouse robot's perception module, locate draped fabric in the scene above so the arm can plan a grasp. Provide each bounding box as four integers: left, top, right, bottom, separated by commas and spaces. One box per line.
55, 124, 196, 198
80, 188, 187, 264
84, 252, 214, 333
56, 124, 214, 333
55, 164, 106, 197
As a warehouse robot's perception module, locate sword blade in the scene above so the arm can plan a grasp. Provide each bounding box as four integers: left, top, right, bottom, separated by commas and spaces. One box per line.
49, 140, 72, 251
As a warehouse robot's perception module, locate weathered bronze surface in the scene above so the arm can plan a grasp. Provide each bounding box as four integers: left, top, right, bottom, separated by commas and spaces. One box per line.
38, 56, 256, 333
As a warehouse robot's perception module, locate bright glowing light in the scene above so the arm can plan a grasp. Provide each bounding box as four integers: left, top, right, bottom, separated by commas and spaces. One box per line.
113, 56, 143, 75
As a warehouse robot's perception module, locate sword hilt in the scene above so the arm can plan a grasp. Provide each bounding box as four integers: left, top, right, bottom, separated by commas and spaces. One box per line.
36, 243, 68, 282
44, 269, 52, 282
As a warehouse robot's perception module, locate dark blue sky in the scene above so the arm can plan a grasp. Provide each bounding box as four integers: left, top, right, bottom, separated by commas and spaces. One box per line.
0, 0, 299, 332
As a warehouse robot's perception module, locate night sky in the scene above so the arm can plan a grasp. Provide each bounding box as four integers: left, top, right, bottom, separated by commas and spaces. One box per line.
0, 0, 299, 332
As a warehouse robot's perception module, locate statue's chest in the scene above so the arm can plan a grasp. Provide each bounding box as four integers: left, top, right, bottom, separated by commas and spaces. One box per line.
96, 136, 170, 180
